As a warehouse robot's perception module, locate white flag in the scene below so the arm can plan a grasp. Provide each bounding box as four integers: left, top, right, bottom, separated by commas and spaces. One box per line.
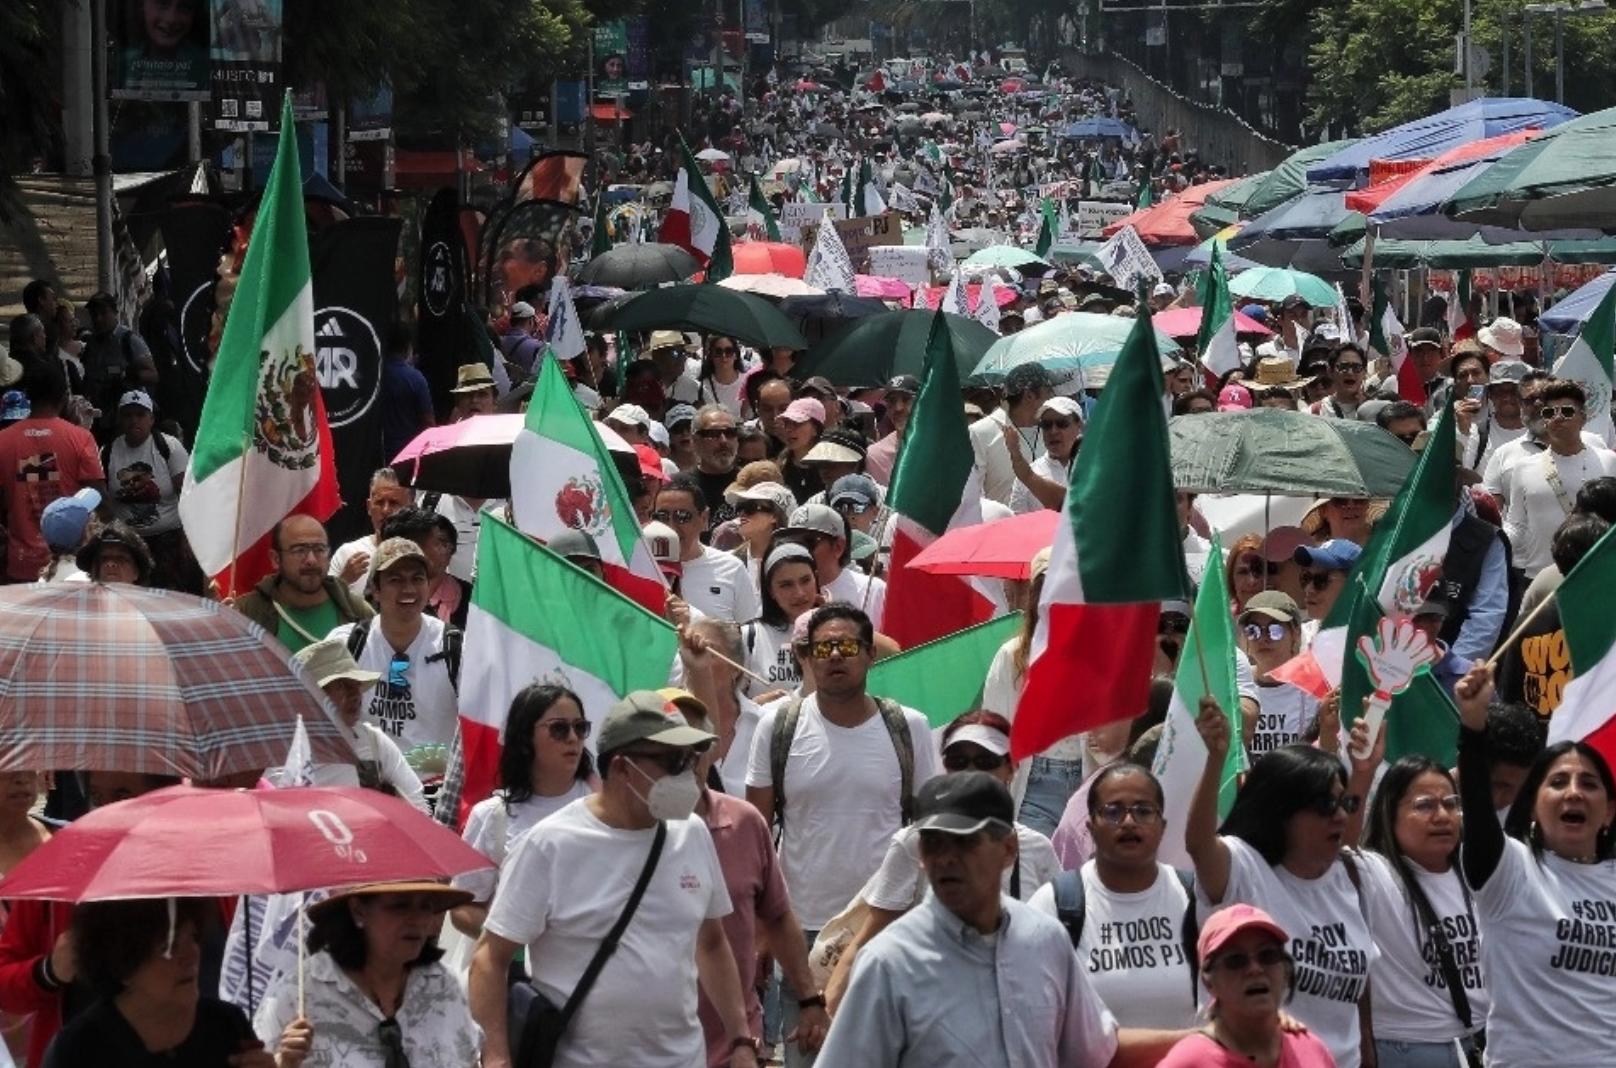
973, 277, 1003, 334
545, 277, 586, 363
804, 217, 857, 293
940, 270, 968, 315
924, 207, 952, 273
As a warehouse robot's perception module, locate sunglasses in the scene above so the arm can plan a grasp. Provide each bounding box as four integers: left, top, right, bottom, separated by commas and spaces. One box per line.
1210, 946, 1290, 973
809, 638, 867, 660
1305, 792, 1362, 818
1039, 418, 1077, 431
834, 499, 874, 514
388, 653, 410, 692
737, 500, 777, 516
711, 346, 739, 355
1299, 571, 1338, 592
1158, 616, 1190, 636
621, 749, 699, 776
1542, 404, 1582, 420
1333, 362, 1365, 374
1394, 431, 1420, 445
943, 750, 1008, 772
1405, 793, 1462, 817
1242, 621, 1290, 642
543, 718, 591, 741
1095, 801, 1162, 826
652, 508, 699, 525
696, 427, 739, 439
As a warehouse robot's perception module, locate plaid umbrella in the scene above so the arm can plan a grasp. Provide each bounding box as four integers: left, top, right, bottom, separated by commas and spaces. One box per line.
0, 584, 353, 780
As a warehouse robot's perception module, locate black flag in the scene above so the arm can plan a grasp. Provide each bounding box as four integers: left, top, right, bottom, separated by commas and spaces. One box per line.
415, 187, 475, 420
154, 202, 232, 440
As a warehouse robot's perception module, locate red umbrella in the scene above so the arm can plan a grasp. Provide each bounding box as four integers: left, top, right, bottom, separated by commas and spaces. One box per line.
907, 510, 1061, 580
0, 785, 494, 900
732, 241, 808, 278
1153, 306, 1273, 340
1101, 178, 1239, 248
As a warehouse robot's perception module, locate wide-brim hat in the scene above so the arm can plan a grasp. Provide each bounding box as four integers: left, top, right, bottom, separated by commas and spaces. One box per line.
308, 880, 473, 921
450, 363, 498, 394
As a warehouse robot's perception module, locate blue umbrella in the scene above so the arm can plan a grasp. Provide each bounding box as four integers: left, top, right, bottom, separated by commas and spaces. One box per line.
1539, 270, 1616, 334
1228, 187, 1354, 274
1063, 117, 1137, 140
1306, 97, 1579, 187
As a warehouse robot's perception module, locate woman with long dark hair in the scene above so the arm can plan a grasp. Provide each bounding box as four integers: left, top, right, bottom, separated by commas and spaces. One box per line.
740, 543, 821, 697
1456, 662, 1616, 1067
697, 335, 747, 417
1355, 755, 1487, 1067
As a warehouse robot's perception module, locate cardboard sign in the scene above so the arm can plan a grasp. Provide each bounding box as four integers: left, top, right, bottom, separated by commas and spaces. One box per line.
866, 244, 933, 285
780, 201, 845, 245
1073, 201, 1133, 240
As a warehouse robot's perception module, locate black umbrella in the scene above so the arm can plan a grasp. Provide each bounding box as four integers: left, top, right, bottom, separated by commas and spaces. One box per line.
602, 284, 810, 351
584, 291, 642, 330
779, 292, 893, 343
575, 243, 702, 289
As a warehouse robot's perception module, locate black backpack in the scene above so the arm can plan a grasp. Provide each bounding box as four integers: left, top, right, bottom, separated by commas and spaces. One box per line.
345, 622, 464, 695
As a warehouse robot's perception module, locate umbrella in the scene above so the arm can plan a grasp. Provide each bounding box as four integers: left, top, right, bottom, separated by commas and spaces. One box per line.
1189, 172, 1271, 238
575, 243, 701, 289
0, 785, 493, 900
854, 274, 915, 304
584, 290, 641, 330
0, 585, 353, 781
392, 414, 633, 497
602, 283, 810, 351
780, 290, 892, 342
1442, 104, 1616, 231
907, 510, 1060, 580
971, 312, 1183, 387
1101, 179, 1239, 248
965, 246, 1051, 272
1063, 117, 1137, 140
920, 112, 950, 125
1540, 269, 1616, 333
1241, 139, 1360, 219
1336, 235, 1550, 270
1153, 306, 1273, 340
792, 310, 997, 387
1307, 97, 1579, 187
716, 273, 825, 298
989, 139, 1026, 155
695, 148, 730, 162
732, 241, 808, 278
1169, 408, 1416, 497
1225, 266, 1340, 307
1227, 189, 1355, 273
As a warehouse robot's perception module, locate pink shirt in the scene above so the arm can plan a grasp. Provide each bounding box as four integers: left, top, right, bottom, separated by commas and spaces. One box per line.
1155, 1031, 1338, 1068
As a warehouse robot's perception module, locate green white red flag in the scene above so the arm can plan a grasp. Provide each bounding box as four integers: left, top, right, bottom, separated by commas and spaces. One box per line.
1552, 283, 1616, 445
1369, 275, 1420, 404
1546, 523, 1616, 769
658, 138, 726, 264
179, 94, 340, 597
1196, 241, 1240, 378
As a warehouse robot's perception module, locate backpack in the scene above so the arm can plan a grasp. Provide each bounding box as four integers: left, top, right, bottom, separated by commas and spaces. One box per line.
345, 621, 464, 695
769, 694, 915, 838
1053, 866, 1200, 998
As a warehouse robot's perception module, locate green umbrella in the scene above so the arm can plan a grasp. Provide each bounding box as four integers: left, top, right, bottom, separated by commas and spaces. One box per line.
1226, 266, 1339, 307
1328, 212, 1366, 248
1242, 139, 1360, 219
970, 312, 1182, 387
1443, 106, 1616, 231
1170, 408, 1415, 497
603, 283, 809, 351
1337, 235, 1547, 270
792, 310, 996, 387
964, 245, 1052, 270
1047, 241, 1109, 272
1190, 171, 1269, 239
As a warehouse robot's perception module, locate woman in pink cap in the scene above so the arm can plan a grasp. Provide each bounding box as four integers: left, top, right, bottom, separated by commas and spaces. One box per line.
1156, 903, 1337, 1067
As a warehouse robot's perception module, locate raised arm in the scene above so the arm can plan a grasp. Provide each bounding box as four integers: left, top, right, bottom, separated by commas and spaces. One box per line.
1186, 696, 1234, 904
1455, 662, 1505, 890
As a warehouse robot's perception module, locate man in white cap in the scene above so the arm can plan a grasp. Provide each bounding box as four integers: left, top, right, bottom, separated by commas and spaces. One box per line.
470, 691, 761, 1068
1148, 281, 1176, 313
103, 388, 194, 590
604, 402, 655, 447
1007, 396, 1081, 514
290, 636, 427, 810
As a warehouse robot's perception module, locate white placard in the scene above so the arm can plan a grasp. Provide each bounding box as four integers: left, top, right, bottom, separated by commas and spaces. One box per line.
867, 245, 934, 285
1095, 224, 1161, 291
1073, 200, 1132, 239
779, 201, 846, 245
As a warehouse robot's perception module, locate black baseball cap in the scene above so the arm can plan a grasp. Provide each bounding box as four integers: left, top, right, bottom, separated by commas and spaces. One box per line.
913, 771, 1014, 835
885, 374, 920, 396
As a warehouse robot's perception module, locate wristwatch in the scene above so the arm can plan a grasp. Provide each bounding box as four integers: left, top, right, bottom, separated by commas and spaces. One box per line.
798, 994, 827, 1010
730, 1035, 764, 1057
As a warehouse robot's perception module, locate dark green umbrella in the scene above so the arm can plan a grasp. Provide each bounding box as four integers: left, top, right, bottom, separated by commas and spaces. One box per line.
601, 284, 809, 351
1337, 235, 1548, 270
1189, 171, 1270, 239
1442, 106, 1616, 231
792, 310, 997, 388
1169, 408, 1415, 498
1241, 139, 1360, 220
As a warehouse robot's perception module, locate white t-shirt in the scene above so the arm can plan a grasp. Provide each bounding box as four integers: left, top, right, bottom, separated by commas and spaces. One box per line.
1249, 682, 1316, 758
1483, 430, 1607, 502
681, 545, 760, 623
697, 375, 746, 417
1029, 862, 1201, 1030
1205, 836, 1376, 1068
1353, 851, 1486, 1044
484, 799, 732, 1068
455, 783, 595, 904
744, 697, 942, 928
862, 821, 1059, 910
328, 535, 375, 600
1502, 446, 1616, 577
1471, 839, 1616, 1067
823, 566, 886, 631
1463, 419, 1526, 473
105, 432, 187, 534
1010, 452, 1067, 515
326, 617, 459, 751
303, 721, 427, 813
741, 620, 802, 696
716, 696, 762, 797
983, 637, 1085, 762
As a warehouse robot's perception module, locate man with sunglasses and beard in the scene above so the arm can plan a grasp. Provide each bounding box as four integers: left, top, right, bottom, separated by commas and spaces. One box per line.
693, 405, 742, 536
658, 475, 760, 624
1497, 380, 1616, 580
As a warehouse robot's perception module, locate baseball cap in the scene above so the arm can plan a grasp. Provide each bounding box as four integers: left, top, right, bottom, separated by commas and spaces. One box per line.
1217, 384, 1254, 412
664, 403, 699, 429
1279, 294, 1308, 311
786, 503, 844, 540
1036, 396, 1084, 422
647, 422, 670, 449
294, 637, 382, 690
912, 771, 1014, 835
1152, 282, 1176, 299
510, 301, 537, 321
642, 521, 682, 577
763, 542, 815, 575
657, 687, 714, 734
597, 690, 717, 754
1, 391, 29, 422
1294, 538, 1362, 571
1238, 304, 1270, 324
1260, 526, 1311, 562
779, 398, 826, 425
1004, 363, 1055, 396
632, 444, 666, 482
798, 375, 837, 402
40, 488, 101, 551
1238, 590, 1303, 626
735, 481, 796, 516
605, 403, 653, 431
885, 375, 920, 397
548, 528, 602, 563
369, 537, 429, 582
1199, 903, 1290, 963
829, 474, 880, 509
1487, 361, 1529, 389
850, 529, 878, 562
1407, 327, 1442, 350
117, 390, 155, 412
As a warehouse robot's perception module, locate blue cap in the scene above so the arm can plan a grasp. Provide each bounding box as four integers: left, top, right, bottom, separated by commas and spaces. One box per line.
41, 488, 102, 552
1238, 304, 1269, 324
1294, 539, 1362, 571
0, 391, 28, 422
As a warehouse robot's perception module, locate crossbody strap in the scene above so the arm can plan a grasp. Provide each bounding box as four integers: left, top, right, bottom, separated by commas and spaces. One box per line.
558, 821, 666, 1026
1540, 450, 1577, 516
1403, 865, 1475, 1032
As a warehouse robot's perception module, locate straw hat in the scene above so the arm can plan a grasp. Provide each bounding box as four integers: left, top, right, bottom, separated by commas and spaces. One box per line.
1252, 356, 1312, 390
308, 880, 473, 921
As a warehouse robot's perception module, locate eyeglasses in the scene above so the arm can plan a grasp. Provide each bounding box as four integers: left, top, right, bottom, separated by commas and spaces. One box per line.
621, 749, 698, 775
1210, 946, 1290, 973
1158, 616, 1190, 636
696, 427, 739, 439
1299, 571, 1338, 592
1096, 801, 1163, 826
377, 1019, 409, 1068
834, 499, 873, 514
279, 543, 330, 557
943, 750, 1008, 772
1333, 362, 1366, 374
1242, 621, 1290, 642
809, 638, 867, 659
652, 509, 699, 525
1305, 792, 1361, 818
1405, 793, 1462, 817
1542, 404, 1582, 420
1039, 418, 1077, 431
388, 653, 410, 693
737, 500, 777, 516
543, 718, 592, 741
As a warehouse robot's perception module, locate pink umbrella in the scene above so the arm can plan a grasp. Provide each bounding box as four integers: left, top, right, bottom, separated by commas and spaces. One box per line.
907, 510, 1061, 580
1152, 306, 1273, 340
854, 274, 914, 306
392, 414, 631, 498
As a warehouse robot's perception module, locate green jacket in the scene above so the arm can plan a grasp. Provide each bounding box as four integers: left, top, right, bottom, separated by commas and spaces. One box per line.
232, 573, 374, 643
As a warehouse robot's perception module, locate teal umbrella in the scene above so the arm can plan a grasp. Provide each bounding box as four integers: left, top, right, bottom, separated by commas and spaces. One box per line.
970, 312, 1182, 388
1226, 266, 1339, 307
792, 310, 997, 387
964, 245, 1052, 270
1047, 242, 1110, 272
1190, 171, 1270, 238
1442, 106, 1616, 231
1170, 408, 1415, 497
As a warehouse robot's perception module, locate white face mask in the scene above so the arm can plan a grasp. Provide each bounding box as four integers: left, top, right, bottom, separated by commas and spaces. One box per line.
624, 757, 702, 821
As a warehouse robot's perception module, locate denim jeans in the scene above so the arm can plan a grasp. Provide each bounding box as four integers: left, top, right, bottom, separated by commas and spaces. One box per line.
778, 926, 820, 1068
1018, 756, 1087, 839
1373, 1038, 1472, 1068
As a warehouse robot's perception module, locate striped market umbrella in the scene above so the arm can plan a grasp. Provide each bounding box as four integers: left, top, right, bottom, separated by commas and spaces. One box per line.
0, 584, 354, 780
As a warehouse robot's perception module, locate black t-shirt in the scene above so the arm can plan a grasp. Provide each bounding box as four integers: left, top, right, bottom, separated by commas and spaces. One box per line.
1496, 600, 1565, 720
42, 997, 256, 1068
694, 467, 738, 538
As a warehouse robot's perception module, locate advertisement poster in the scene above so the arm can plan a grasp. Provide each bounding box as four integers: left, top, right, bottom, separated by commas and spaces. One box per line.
111, 0, 211, 100
209, 0, 283, 131
594, 21, 629, 97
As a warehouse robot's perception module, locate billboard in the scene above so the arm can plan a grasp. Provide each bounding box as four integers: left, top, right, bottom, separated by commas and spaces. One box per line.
111, 0, 211, 100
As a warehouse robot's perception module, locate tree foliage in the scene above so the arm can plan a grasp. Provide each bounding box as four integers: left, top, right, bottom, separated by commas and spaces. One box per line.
1304, 0, 1459, 135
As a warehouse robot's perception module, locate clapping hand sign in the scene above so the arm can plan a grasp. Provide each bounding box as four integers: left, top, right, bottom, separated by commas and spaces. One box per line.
1350, 616, 1435, 760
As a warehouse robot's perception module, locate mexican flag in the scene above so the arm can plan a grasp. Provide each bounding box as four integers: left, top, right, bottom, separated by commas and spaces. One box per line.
179, 95, 339, 597
1012, 303, 1191, 759
1196, 241, 1241, 378
1553, 283, 1616, 446
1034, 197, 1058, 259
747, 173, 782, 242
658, 138, 725, 264
884, 310, 999, 646
1546, 523, 1616, 769
854, 158, 887, 217
1153, 532, 1244, 868
1446, 269, 1475, 339
1369, 275, 1419, 404
924, 206, 952, 272
706, 213, 735, 283
458, 514, 678, 820
867, 613, 1023, 727
509, 356, 666, 614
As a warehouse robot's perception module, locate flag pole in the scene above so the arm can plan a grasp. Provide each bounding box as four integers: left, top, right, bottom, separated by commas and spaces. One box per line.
709, 648, 770, 688
297, 892, 307, 1019
1483, 594, 1560, 670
